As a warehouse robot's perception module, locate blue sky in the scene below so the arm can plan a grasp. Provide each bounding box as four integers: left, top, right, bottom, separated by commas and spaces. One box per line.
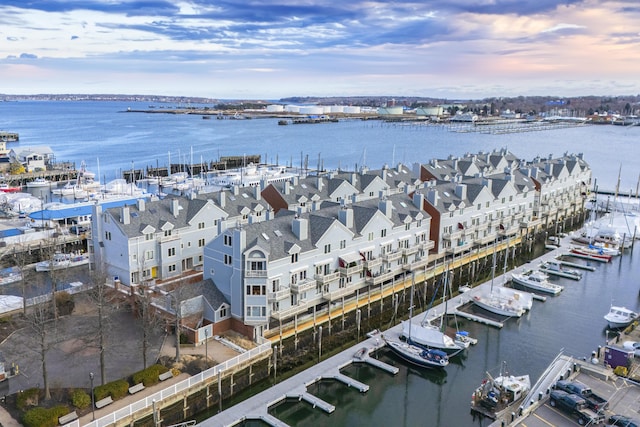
2, 0, 639, 99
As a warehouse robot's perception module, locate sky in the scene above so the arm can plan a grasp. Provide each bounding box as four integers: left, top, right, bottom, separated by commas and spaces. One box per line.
2, 0, 640, 100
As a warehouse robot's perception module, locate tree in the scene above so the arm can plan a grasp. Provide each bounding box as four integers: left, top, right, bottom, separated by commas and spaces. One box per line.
24, 298, 56, 400
87, 266, 116, 385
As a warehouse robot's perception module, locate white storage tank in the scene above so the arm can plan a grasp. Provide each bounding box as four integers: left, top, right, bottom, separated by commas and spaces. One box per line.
299, 106, 324, 115
285, 105, 301, 113
343, 106, 361, 114
330, 105, 345, 113
266, 104, 284, 113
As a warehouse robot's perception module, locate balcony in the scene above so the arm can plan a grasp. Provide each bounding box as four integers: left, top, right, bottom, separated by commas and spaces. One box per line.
157, 233, 180, 244
267, 287, 291, 303
315, 271, 340, 284
270, 300, 310, 321
421, 240, 435, 251
382, 251, 402, 262
324, 286, 354, 302
338, 264, 363, 276
403, 257, 429, 272
365, 269, 396, 286
402, 245, 419, 256
363, 257, 383, 269
441, 230, 462, 241
446, 241, 472, 255
290, 277, 317, 294
245, 270, 268, 278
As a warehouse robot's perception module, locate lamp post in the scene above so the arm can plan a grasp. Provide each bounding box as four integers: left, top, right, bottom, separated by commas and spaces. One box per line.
89, 372, 95, 421
204, 328, 209, 366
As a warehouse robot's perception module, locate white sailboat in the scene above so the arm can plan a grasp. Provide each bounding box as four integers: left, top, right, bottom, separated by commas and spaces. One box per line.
473, 241, 528, 317
402, 265, 467, 356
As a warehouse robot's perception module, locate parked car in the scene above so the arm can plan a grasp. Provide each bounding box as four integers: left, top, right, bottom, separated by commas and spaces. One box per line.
609, 414, 640, 427
622, 341, 640, 356
554, 379, 609, 411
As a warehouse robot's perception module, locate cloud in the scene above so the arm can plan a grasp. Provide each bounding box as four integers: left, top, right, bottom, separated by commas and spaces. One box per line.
0, 0, 638, 98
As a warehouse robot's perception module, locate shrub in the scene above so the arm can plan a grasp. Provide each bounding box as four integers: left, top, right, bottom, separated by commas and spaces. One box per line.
70, 389, 91, 409
94, 379, 129, 401
16, 388, 39, 411
56, 292, 75, 316
22, 405, 68, 427
132, 364, 169, 387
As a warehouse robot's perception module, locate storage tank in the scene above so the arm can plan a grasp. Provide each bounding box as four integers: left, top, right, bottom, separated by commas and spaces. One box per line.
343, 106, 361, 114
330, 105, 345, 113
378, 106, 404, 115
266, 104, 284, 113
285, 105, 301, 113
299, 106, 324, 115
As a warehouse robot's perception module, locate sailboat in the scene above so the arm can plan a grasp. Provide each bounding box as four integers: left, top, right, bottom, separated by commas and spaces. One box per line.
383, 273, 450, 369
472, 241, 528, 317
401, 265, 467, 356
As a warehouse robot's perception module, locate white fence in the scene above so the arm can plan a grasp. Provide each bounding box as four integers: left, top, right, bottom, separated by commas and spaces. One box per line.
64, 341, 272, 427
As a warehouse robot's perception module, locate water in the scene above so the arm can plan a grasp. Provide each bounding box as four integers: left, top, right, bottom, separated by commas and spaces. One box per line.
2, 101, 639, 191
2, 101, 639, 426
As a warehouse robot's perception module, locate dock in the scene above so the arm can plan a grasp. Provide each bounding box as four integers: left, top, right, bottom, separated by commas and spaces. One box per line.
557, 258, 597, 271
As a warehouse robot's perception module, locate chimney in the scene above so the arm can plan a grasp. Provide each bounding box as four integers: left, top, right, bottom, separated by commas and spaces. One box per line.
531, 167, 538, 178
482, 177, 492, 192
455, 184, 466, 201
283, 181, 290, 195
453, 158, 458, 170
218, 190, 226, 208
254, 185, 261, 200
232, 185, 240, 196
350, 173, 357, 186
121, 206, 130, 225
292, 216, 308, 240
137, 198, 146, 212
378, 198, 393, 218
413, 191, 424, 209
292, 175, 299, 186
381, 165, 388, 181
316, 175, 324, 192
545, 162, 552, 174
339, 207, 354, 228
171, 199, 180, 217
426, 189, 439, 206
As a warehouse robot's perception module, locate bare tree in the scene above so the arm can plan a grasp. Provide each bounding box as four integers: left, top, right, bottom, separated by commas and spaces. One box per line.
24, 297, 56, 400
135, 283, 162, 369
86, 265, 116, 385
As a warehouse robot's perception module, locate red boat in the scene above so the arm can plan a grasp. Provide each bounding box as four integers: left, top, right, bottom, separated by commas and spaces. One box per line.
569, 246, 612, 262
0, 183, 21, 193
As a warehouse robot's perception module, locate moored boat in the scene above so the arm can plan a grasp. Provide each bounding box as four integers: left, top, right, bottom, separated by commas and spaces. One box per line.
511, 270, 564, 296
604, 305, 638, 329
0, 267, 22, 286
538, 259, 582, 280
471, 363, 531, 420
383, 335, 449, 368
26, 177, 51, 188
402, 321, 465, 356
472, 293, 525, 317
35, 252, 90, 272
568, 246, 613, 262
0, 183, 21, 193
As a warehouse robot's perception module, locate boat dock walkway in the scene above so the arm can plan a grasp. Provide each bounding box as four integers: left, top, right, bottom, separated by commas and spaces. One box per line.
198, 337, 395, 427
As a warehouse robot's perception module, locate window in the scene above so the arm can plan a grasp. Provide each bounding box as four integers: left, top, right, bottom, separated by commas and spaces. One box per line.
224, 234, 232, 246
291, 253, 299, 263
405, 223, 410, 231
340, 239, 346, 249
324, 244, 331, 254
145, 233, 153, 241
198, 222, 205, 229
198, 238, 205, 247
145, 250, 154, 260
168, 247, 175, 257
219, 306, 227, 318
164, 229, 172, 237
105, 231, 111, 240
168, 264, 176, 272
368, 232, 374, 241
224, 254, 232, 265
132, 254, 137, 261
477, 203, 481, 210
271, 278, 280, 292
381, 228, 387, 238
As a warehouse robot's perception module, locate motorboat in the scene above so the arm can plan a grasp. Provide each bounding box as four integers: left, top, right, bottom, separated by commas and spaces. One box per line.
383, 335, 449, 368
205, 163, 299, 188
511, 270, 564, 296
0, 267, 22, 286
0, 183, 21, 193
26, 177, 51, 188
538, 259, 582, 280
471, 362, 531, 418
568, 246, 612, 262
604, 305, 638, 329
35, 252, 90, 272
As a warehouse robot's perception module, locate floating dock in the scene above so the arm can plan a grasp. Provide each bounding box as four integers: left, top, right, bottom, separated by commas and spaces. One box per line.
557, 258, 597, 271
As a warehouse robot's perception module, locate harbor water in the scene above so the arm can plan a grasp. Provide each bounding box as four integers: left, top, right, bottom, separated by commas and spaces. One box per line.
2, 101, 640, 426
